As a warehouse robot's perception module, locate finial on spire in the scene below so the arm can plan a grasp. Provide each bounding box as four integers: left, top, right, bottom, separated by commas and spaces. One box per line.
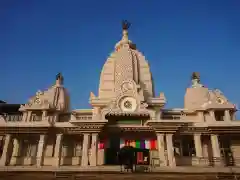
191, 72, 200, 82
115, 20, 133, 51
56, 72, 64, 85
191, 72, 204, 88
122, 20, 131, 30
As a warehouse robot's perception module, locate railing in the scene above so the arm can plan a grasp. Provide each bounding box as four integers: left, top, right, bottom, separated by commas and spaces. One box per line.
161, 115, 181, 120
76, 115, 92, 120
4, 114, 23, 122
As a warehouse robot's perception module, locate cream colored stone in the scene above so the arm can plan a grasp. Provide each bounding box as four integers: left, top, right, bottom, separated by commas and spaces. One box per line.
0, 22, 239, 169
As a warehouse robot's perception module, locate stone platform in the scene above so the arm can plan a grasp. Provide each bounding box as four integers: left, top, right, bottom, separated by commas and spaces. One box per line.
0, 166, 239, 180
0, 166, 239, 173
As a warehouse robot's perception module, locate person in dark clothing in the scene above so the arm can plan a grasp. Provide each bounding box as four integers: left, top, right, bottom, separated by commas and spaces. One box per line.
118, 146, 135, 172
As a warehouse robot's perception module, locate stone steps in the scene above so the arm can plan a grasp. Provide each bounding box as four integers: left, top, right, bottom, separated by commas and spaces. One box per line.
0, 172, 237, 180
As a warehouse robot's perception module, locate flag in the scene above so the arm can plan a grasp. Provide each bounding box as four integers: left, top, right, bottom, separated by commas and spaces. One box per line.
145, 140, 150, 149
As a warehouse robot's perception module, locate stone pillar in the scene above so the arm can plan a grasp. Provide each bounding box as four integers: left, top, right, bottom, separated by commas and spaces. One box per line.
157, 133, 166, 166
42, 111, 47, 121
224, 110, 231, 122
22, 112, 28, 121
54, 134, 63, 167
154, 108, 161, 120
210, 134, 221, 166
90, 133, 98, 166
36, 134, 46, 167
81, 133, 90, 166
198, 112, 204, 122
166, 134, 176, 167
0, 134, 12, 166
194, 134, 203, 166
194, 134, 203, 157
26, 111, 32, 122
10, 138, 20, 165
209, 111, 215, 122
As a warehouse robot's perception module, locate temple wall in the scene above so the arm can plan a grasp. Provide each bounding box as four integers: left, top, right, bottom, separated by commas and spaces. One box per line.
183, 115, 199, 122
204, 113, 212, 122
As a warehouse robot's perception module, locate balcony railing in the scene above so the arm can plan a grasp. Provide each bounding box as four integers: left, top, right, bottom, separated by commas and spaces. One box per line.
161, 115, 181, 120
5, 114, 23, 122
76, 115, 92, 121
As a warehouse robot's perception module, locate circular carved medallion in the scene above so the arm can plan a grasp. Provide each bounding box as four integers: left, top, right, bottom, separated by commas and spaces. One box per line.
217, 97, 224, 104
120, 97, 137, 112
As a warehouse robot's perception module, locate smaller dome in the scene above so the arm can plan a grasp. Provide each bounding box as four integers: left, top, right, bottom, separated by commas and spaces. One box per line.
20, 73, 70, 112
184, 72, 235, 110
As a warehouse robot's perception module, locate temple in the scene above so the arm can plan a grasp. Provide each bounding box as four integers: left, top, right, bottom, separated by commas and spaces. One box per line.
0, 22, 239, 169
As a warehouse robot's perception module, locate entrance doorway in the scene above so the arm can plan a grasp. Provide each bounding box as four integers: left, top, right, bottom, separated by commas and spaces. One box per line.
105, 136, 120, 165
220, 135, 234, 166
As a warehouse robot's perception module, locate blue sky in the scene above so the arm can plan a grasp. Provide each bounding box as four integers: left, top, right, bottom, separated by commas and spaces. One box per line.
1, 0, 240, 117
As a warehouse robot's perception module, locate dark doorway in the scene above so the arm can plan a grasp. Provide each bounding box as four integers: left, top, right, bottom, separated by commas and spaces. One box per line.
220, 135, 234, 166
105, 136, 120, 165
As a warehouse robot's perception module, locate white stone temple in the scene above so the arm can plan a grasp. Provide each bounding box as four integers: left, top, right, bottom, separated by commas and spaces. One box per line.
0, 21, 239, 169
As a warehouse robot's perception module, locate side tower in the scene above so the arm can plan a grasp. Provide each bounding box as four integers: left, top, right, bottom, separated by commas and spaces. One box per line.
89, 21, 166, 121
184, 72, 237, 122
19, 73, 70, 123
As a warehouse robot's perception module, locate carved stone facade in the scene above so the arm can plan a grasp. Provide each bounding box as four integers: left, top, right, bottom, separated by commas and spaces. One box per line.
0, 23, 239, 169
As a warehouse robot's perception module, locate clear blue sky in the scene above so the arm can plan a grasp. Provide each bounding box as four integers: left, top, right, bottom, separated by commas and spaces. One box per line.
1, 0, 240, 116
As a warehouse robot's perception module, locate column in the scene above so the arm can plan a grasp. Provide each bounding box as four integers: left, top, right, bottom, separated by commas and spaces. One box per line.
210, 134, 221, 166
42, 111, 47, 121
10, 138, 20, 165
90, 133, 98, 166
194, 134, 203, 157
36, 134, 46, 167
54, 134, 63, 167
198, 112, 204, 122
26, 111, 32, 122
157, 133, 166, 166
154, 108, 161, 120
166, 134, 176, 167
22, 112, 28, 121
81, 133, 90, 166
0, 134, 12, 166
224, 110, 231, 122
209, 111, 215, 122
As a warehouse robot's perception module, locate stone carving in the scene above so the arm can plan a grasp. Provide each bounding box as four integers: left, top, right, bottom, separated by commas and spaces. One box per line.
90, 92, 96, 99
121, 81, 134, 92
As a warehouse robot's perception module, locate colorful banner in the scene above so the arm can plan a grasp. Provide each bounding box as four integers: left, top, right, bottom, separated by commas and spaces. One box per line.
119, 139, 157, 150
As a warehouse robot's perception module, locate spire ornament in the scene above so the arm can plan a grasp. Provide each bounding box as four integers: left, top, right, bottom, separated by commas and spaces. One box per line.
122, 20, 131, 30
56, 72, 64, 85
191, 72, 200, 82
115, 20, 133, 51
191, 72, 203, 88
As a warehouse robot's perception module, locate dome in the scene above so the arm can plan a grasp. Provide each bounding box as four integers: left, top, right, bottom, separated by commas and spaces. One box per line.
98, 22, 154, 100
20, 73, 70, 112
184, 72, 235, 110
